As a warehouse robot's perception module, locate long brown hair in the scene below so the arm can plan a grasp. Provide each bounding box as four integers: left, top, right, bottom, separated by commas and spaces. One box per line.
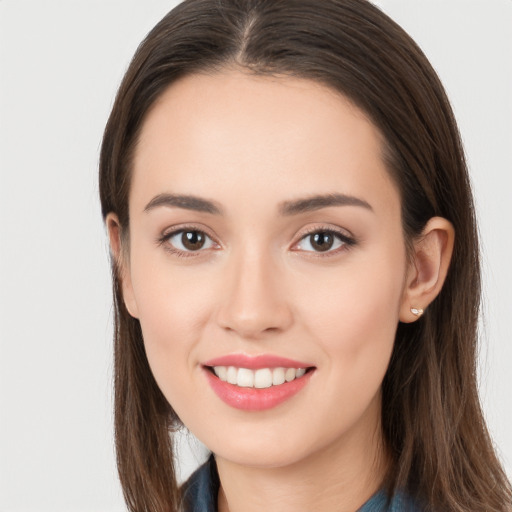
99, 1, 512, 510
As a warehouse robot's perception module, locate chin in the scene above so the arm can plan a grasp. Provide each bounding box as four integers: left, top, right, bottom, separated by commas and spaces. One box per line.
213, 443, 312, 469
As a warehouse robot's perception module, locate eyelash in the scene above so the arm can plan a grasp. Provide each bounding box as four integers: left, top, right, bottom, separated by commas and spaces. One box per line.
157, 225, 220, 258
157, 225, 356, 259
293, 226, 356, 257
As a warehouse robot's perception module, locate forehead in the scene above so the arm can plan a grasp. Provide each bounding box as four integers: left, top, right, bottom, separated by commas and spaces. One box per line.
131, 70, 400, 217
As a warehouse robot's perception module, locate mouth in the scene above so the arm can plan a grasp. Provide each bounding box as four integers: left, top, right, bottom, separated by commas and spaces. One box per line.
202, 355, 316, 411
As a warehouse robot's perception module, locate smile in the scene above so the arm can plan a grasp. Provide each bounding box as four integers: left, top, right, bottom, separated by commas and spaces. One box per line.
212, 366, 307, 388
202, 355, 315, 411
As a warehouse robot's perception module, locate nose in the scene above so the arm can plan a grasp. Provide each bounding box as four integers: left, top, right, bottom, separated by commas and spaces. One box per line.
216, 248, 294, 339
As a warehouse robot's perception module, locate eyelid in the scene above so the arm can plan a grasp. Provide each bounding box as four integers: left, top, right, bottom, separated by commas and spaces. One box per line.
158, 224, 221, 257
291, 225, 356, 255
160, 223, 218, 241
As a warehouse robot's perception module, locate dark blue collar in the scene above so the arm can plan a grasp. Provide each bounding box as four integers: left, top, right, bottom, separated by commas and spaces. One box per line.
181, 455, 421, 511
182, 455, 220, 512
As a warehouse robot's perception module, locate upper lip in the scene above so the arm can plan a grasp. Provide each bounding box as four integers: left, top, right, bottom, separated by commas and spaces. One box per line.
203, 353, 314, 370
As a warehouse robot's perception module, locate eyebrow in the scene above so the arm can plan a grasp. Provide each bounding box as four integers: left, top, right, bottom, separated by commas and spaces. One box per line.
144, 193, 223, 215
279, 193, 373, 215
143, 192, 373, 216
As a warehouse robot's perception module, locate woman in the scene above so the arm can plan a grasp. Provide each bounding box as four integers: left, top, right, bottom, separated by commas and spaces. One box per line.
99, 0, 512, 510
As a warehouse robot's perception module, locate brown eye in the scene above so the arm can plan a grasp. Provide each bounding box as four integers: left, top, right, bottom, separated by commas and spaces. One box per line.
295, 229, 354, 254
310, 232, 335, 252
164, 229, 216, 253
182, 231, 206, 250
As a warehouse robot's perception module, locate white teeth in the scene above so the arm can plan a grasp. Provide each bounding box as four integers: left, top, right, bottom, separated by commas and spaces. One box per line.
237, 368, 254, 388
254, 368, 273, 389
296, 368, 306, 378
272, 367, 286, 386
212, 366, 308, 388
226, 366, 237, 385
285, 368, 296, 382
213, 366, 227, 381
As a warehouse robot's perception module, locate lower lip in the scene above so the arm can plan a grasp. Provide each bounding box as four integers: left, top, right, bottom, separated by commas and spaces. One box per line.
203, 369, 314, 411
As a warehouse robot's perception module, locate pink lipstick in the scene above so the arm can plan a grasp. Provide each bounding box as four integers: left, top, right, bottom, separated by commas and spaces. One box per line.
202, 354, 315, 411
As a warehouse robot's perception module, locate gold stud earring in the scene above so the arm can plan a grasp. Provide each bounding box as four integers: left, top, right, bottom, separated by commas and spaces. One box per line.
410, 307, 424, 317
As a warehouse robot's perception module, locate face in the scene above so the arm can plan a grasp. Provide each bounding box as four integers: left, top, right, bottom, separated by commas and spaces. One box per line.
120, 70, 410, 470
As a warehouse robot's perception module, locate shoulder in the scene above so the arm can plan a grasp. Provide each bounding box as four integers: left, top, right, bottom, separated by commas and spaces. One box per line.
180, 454, 220, 512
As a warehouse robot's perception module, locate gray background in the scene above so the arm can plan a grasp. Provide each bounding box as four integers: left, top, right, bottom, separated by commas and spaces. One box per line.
1, 1, 511, 510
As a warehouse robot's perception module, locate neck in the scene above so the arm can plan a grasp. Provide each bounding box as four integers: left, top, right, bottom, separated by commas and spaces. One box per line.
216, 396, 389, 512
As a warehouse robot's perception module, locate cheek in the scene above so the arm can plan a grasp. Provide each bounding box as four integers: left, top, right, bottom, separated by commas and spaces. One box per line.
295, 249, 406, 391
283, 263, 404, 445
300, 251, 404, 328
127, 248, 217, 391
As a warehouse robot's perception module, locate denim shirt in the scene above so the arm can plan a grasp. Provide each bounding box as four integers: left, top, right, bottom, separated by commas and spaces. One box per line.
181, 456, 421, 512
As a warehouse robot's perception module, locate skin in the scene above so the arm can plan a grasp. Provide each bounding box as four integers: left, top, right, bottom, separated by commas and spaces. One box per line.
108, 70, 454, 512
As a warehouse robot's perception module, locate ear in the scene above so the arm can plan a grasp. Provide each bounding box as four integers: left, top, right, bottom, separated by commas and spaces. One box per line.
399, 217, 454, 323
106, 213, 139, 319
